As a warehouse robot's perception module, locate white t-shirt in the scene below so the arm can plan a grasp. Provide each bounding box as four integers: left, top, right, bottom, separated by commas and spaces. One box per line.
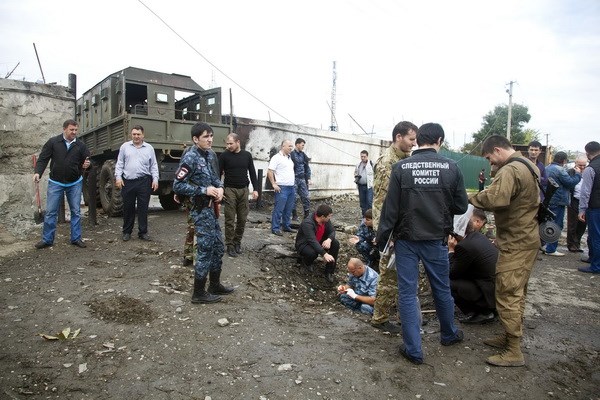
268, 152, 295, 186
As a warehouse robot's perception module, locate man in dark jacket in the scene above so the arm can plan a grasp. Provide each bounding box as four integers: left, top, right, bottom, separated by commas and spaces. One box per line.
449, 208, 498, 324
290, 138, 311, 221
295, 204, 340, 283
544, 151, 583, 256
377, 122, 468, 365
33, 119, 90, 249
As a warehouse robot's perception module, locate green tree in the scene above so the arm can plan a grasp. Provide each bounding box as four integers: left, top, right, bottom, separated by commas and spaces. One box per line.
520, 128, 541, 145
462, 104, 533, 153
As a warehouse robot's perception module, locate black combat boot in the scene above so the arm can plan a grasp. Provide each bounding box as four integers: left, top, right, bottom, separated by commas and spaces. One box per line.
208, 270, 235, 295
234, 243, 242, 254
226, 245, 238, 258
191, 276, 221, 304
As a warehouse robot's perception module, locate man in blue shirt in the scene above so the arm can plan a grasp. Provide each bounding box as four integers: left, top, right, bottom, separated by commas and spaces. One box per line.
34, 119, 90, 249
337, 258, 379, 315
115, 125, 159, 241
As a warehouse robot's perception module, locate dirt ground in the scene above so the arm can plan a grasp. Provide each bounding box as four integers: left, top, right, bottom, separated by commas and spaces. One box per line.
0, 197, 598, 400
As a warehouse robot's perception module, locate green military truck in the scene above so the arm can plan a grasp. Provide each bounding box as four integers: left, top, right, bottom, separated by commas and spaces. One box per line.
76, 67, 231, 216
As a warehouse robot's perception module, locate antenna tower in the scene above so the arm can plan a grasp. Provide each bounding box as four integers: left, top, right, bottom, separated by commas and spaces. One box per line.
329, 61, 337, 131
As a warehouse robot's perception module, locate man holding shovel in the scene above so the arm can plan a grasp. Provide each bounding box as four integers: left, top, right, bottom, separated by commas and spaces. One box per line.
33, 119, 90, 249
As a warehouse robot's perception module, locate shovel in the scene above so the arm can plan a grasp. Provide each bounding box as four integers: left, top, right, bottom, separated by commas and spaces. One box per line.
33, 155, 46, 224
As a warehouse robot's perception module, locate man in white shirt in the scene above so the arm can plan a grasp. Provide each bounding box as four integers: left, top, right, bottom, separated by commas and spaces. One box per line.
267, 140, 295, 236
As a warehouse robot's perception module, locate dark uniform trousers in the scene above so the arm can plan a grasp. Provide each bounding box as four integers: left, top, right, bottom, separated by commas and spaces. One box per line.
298, 238, 340, 274
121, 175, 152, 235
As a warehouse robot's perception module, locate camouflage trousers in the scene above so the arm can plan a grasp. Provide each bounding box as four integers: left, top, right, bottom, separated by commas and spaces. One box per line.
190, 206, 224, 279
183, 201, 195, 262
292, 178, 310, 219
371, 247, 397, 324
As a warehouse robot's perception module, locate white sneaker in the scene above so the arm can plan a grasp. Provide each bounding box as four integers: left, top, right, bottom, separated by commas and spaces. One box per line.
546, 251, 565, 257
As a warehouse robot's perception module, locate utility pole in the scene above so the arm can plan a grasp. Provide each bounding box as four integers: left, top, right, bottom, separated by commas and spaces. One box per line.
505, 81, 515, 140
33, 43, 46, 84
329, 61, 337, 132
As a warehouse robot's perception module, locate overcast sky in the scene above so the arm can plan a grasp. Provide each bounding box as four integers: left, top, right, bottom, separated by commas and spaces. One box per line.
1, 0, 598, 153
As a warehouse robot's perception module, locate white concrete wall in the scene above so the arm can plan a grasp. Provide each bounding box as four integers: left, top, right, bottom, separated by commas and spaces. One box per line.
0, 78, 74, 243
236, 118, 388, 198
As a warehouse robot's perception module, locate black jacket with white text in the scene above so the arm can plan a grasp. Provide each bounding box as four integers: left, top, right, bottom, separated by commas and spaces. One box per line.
376, 148, 468, 248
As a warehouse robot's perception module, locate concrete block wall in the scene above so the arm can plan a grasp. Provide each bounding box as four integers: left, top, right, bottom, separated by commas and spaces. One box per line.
0, 78, 74, 243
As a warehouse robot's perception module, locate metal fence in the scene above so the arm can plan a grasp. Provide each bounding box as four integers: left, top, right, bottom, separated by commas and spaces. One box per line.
440, 149, 489, 191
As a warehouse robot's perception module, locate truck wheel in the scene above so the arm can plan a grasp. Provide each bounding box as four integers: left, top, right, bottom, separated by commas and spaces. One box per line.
159, 194, 179, 211
99, 160, 123, 217
82, 163, 101, 207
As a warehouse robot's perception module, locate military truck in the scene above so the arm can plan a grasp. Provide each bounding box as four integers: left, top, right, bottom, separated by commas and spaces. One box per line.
76, 67, 231, 216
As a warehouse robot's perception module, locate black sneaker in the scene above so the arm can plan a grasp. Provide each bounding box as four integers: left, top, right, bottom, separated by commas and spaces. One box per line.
458, 312, 476, 323
441, 330, 464, 346
138, 234, 151, 241
122, 233, 131, 241
227, 245, 238, 258
71, 240, 87, 248
398, 344, 423, 365
183, 258, 193, 266
34, 241, 52, 249
462, 312, 495, 325
234, 244, 242, 254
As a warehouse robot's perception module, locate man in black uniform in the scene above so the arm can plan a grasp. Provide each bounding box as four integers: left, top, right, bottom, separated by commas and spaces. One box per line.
219, 133, 259, 257
377, 122, 468, 365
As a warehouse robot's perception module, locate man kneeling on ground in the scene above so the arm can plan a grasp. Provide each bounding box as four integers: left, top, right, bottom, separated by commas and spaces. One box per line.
337, 258, 379, 315
448, 208, 498, 324
295, 204, 340, 283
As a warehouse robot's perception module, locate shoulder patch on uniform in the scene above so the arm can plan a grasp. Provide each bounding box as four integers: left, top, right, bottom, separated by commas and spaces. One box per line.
175, 163, 191, 181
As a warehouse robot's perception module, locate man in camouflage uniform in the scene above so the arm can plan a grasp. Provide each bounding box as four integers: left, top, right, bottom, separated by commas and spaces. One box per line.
173, 122, 233, 304
371, 121, 418, 333
180, 147, 219, 267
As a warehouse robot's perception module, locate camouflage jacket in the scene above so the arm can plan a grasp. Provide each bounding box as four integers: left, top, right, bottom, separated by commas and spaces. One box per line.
372, 145, 410, 231
173, 146, 222, 198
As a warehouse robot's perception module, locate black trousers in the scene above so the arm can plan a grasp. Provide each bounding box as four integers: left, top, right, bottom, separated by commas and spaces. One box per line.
121, 175, 152, 236
567, 197, 587, 250
450, 279, 495, 315
298, 238, 340, 273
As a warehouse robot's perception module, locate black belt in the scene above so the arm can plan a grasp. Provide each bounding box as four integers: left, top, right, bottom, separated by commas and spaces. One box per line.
124, 175, 151, 181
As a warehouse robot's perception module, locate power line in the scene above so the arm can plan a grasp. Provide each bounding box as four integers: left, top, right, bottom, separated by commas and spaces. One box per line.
137, 0, 360, 159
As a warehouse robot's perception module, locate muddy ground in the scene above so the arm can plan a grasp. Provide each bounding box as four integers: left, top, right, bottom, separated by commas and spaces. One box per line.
0, 197, 598, 400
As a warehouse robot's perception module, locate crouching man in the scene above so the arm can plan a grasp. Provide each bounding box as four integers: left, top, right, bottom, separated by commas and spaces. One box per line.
295, 204, 340, 283
337, 258, 379, 315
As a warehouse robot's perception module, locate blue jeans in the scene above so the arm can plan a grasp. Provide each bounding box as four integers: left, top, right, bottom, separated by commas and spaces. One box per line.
339, 294, 374, 315
42, 180, 83, 244
395, 239, 460, 360
271, 185, 295, 232
545, 205, 566, 253
357, 184, 373, 216
586, 208, 600, 272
